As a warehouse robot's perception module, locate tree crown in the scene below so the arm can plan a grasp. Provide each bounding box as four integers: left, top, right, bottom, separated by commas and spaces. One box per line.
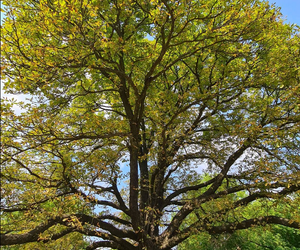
1, 0, 300, 249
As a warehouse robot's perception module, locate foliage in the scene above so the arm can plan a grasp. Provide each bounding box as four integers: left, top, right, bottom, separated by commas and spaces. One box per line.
177, 180, 300, 250
0, 231, 89, 250
1, 0, 300, 249
178, 225, 300, 250
0, 196, 92, 249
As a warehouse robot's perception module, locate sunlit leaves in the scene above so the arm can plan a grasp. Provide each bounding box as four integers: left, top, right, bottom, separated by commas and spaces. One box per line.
1, 0, 300, 249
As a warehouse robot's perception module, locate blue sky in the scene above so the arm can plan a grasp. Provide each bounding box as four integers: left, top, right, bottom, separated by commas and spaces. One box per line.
270, 0, 300, 25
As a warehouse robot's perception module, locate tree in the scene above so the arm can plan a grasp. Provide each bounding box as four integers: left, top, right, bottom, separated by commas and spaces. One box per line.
0, 196, 91, 249
1, 0, 300, 249
177, 177, 300, 250
178, 225, 300, 250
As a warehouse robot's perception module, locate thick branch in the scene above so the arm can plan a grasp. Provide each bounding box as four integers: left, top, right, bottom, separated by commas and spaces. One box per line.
208, 216, 300, 234
85, 241, 121, 250
165, 216, 299, 249
0, 213, 136, 246
0, 216, 63, 245
163, 177, 217, 208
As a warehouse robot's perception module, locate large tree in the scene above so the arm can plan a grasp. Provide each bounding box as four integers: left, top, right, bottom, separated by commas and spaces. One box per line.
1, 0, 300, 249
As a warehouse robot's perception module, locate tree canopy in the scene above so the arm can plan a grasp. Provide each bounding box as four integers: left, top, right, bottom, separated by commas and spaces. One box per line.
1, 0, 300, 249
177, 178, 300, 250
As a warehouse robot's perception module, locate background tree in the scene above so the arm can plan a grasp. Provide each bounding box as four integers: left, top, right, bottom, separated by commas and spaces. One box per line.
178, 224, 300, 250
177, 176, 300, 250
1, 0, 300, 249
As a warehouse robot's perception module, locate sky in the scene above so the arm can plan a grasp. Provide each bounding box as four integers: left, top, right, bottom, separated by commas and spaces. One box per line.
270, 0, 300, 25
